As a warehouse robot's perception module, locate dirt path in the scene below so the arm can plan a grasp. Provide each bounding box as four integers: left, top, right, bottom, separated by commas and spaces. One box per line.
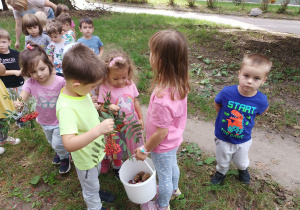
141, 106, 300, 192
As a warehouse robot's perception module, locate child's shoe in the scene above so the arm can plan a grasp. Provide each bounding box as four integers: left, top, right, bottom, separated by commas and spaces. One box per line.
113, 168, 120, 180
140, 201, 170, 210
52, 153, 60, 165
59, 157, 71, 174
211, 171, 226, 185
15, 119, 25, 128
99, 190, 116, 203
100, 158, 110, 174
238, 168, 251, 184
0, 147, 5, 155
0, 136, 21, 145
156, 185, 181, 200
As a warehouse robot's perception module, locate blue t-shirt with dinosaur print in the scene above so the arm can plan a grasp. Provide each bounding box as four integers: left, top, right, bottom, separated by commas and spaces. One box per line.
214, 85, 268, 144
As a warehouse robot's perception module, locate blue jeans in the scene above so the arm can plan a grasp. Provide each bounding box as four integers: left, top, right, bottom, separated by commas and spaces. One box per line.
151, 148, 180, 208
41, 124, 69, 159
47, 8, 54, 19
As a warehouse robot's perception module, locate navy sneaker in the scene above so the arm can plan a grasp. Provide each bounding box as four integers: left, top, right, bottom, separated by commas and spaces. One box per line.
99, 190, 116, 203
239, 168, 251, 184
59, 157, 71, 174
15, 119, 25, 128
211, 171, 226, 185
52, 153, 60, 165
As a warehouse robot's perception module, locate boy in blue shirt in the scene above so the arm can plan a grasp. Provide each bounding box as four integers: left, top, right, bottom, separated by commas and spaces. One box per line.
211, 54, 272, 185
78, 16, 104, 58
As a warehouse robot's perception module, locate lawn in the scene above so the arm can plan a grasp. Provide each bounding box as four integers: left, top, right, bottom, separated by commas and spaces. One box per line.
0, 10, 299, 209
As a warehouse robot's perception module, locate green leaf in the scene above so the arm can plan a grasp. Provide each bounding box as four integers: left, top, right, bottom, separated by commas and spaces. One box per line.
122, 111, 126, 118
30, 175, 41, 185
120, 124, 129, 132
125, 114, 134, 122
129, 120, 138, 125
196, 161, 203, 166
127, 131, 134, 140
94, 142, 101, 147
99, 117, 105, 122
204, 157, 216, 164
119, 139, 124, 146
125, 127, 133, 138
92, 147, 100, 153
101, 112, 112, 119
136, 132, 142, 136
112, 135, 119, 140
92, 154, 98, 159
132, 124, 141, 128
133, 127, 142, 132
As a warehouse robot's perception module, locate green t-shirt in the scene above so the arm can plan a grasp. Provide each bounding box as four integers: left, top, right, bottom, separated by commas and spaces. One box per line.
56, 89, 105, 170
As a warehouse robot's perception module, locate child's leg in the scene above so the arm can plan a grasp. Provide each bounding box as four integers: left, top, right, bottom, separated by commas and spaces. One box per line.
232, 139, 252, 170
75, 163, 103, 209
51, 126, 69, 160
151, 148, 179, 208
215, 138, 235, 175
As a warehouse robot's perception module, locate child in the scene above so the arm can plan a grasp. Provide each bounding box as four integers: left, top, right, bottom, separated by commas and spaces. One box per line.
34, 11, 48, 35
135, 30, 190, 210
56, 13, 75, 42
78, 16, 104, 58
56, 43, 116, 209
0, 28, 24, 93
22, 13, 50, 51
54, 3, 76, 39
14, 41, 70, 174
97, 49, 144, 177
0, 63, 21, 155
46, 19, 73, 77
0, 28, 24, 127
211, 54, 272, 185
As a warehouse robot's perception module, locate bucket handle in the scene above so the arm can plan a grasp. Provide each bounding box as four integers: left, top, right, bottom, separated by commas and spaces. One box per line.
144, 159, 154, 174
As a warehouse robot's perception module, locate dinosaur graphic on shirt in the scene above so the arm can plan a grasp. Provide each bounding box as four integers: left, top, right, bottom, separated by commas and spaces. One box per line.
226, 110, 244, 135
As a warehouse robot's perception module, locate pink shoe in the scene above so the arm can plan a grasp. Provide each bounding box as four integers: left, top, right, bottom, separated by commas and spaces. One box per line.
100, 158, 110, 174
140, 201, 158, 210
156, 185, 181, 200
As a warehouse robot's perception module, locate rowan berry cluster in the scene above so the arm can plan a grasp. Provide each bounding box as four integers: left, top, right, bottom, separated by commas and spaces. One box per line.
20, 111, 39, 122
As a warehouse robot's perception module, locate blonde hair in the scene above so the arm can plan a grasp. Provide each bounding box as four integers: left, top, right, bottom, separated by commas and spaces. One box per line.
103, 49, 134, 86
35, 11, 47, 28
6, 0, 27, 10
0, 28, 10, 40
241, 54, 272, 76
22, 13, 43, 36
55, 4, 69, 18
46, 19, 62, 35
62, 43, 107, 84
149, 30, 190, 100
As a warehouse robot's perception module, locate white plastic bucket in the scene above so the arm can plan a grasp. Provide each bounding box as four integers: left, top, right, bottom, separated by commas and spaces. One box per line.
119, 157, 156, 204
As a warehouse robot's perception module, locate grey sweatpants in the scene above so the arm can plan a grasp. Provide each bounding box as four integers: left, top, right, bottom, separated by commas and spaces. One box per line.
76, 162, 102, 210
215, 137, 252, 175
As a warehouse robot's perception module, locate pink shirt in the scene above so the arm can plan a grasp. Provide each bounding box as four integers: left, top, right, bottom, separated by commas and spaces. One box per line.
98, 82, 139, 117
145, 88, 187, 153
22, 75, 65, 125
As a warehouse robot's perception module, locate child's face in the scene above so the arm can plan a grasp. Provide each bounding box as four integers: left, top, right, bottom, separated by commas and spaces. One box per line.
26, 25, 39, 37
49, 32, 64, 43
108, 67, 129, 88
0, 38, 11, 54
61, 23, 71, 34
74, 80, 102, 96
238, 65, 267, 97
29, 60, 51, 84
79, 23, 94, 38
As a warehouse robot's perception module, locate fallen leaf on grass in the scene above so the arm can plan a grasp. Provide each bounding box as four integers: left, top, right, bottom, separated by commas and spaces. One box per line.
293, 125, 300, 130
265, 134, 274, 139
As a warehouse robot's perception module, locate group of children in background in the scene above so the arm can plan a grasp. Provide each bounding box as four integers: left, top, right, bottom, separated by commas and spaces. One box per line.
0, 4, 273, 209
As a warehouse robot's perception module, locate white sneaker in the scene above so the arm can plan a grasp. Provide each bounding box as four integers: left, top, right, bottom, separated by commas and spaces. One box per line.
0, 147, 5, 155
0, 137, 21, 145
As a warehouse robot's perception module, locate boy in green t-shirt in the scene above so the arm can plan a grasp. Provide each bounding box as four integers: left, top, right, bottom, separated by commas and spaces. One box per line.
56, 43, 115, 210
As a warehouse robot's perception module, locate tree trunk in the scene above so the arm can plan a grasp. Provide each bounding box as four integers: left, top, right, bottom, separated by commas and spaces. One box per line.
1, 0, 9, 10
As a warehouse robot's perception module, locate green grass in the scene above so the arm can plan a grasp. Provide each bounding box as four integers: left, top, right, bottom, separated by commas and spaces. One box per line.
0, 12, 299, 209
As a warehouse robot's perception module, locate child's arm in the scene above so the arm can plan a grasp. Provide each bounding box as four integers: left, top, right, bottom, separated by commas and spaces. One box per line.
134, 97, 144, 129
0, 63, 6, 75
98, 46, 104, 58
1, 69, 22, 77
44, 0, 57, 11
99, 103, 120, 113
135, 127, 168, 160
214, 101, 222, 113
61, 118, 114, 152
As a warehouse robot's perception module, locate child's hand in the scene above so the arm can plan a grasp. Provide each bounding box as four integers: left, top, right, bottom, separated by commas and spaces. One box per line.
91, 95, 98, 103
134, 148, 148, 161
98, 119, 114, 135
109, 104, 120, 112
14, 100, 23, 110
94, 102, 101, 110
15, 69, 22, 77
139, 118, 144, 130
